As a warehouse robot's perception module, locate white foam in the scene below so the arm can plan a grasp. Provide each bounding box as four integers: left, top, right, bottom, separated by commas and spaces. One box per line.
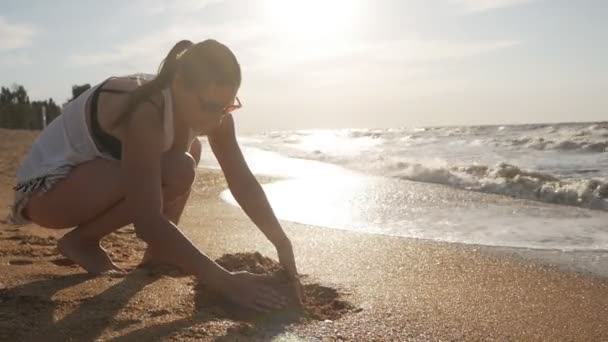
236, 124, 608, 209
385, 161, 608, 211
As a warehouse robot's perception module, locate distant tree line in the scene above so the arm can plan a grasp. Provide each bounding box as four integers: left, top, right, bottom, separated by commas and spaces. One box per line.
0, 83, 91, 130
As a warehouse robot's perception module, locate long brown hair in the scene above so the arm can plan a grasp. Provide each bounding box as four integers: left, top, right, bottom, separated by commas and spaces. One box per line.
112, 39, 241, 128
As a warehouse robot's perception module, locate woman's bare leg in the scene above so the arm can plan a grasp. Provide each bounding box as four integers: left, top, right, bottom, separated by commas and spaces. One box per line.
25, 148, 200, 274
57, 187, 192, 274
164, 137, 201, 226
141, 141, 202, 267
137, 190, 192, 270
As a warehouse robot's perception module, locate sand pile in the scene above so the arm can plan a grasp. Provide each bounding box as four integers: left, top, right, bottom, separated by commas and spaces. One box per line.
195, 252, 358, 322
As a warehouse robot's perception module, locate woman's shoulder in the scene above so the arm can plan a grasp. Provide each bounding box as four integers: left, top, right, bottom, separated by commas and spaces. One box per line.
102, 74, 153, 92
99, 74, 164, 110
96, 74, 164, 139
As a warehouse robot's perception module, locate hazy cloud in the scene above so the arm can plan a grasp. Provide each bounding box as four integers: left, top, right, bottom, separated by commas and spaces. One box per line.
68, 22, 263, 71
451, 0, 537, 12
137, 0, 225, 15
0, 17, 34, 51
250, 38, 520, 70
0, 52, 32, 66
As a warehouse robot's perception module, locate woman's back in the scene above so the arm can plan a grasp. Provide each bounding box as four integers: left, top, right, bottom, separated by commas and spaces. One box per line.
9, 74, 177, 224
17, 74, 175, 179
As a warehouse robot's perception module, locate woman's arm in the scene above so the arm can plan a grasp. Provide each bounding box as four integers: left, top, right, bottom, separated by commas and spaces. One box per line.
208, 115, 303, 304
208, 115, 290, 248
123, 106, 287, 312
122, 105, 230, 287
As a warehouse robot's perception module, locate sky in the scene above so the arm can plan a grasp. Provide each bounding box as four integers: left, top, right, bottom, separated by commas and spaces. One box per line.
0, 0, 606, 133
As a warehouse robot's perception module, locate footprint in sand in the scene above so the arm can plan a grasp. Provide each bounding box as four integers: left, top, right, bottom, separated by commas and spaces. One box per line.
8, 259, 34, 266
50, 258, 77, 267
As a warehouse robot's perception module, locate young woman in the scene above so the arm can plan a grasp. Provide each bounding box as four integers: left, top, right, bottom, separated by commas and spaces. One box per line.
6, 39, 301, 312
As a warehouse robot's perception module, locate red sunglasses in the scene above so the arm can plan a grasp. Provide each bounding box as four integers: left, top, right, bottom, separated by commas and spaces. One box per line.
198, 96, 242, 115
224, 96, 242, 113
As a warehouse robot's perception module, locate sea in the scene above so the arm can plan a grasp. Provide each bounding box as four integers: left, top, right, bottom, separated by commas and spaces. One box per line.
199, 122, 608, 254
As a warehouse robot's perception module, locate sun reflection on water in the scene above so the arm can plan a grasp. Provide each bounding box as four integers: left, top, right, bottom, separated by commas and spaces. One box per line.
204, 139, 608, 251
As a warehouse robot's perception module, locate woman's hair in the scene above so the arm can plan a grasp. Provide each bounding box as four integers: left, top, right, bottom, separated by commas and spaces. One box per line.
112, 39, 241, 128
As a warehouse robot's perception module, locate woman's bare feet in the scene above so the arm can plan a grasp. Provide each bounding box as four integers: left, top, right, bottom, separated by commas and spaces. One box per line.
139, 247, 171, 268
57, 231, 125, 275
139, 247, 189, 276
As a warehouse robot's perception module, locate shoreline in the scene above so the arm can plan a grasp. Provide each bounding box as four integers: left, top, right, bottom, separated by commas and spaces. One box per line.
211, 164, 608, 280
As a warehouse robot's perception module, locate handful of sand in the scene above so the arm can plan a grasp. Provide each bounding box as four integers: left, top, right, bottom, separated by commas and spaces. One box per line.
194, 252, 358, 322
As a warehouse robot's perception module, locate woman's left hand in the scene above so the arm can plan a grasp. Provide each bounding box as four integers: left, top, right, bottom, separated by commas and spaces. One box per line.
276, 238, 304, 306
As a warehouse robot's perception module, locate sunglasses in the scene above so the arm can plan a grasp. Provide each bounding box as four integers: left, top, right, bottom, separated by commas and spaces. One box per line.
198, 96, 242, 116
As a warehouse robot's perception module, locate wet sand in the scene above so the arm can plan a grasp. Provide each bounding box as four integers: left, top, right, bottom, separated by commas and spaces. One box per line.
1, 128, 607, 341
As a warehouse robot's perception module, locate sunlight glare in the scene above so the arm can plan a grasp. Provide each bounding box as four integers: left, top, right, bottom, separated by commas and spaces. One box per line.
263, 0, 359, 41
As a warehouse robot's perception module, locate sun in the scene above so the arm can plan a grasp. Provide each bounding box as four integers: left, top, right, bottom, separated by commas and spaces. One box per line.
262, 0, 359, 41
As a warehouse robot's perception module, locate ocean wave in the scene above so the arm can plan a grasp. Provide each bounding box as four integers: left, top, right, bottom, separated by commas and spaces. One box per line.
282, 140, 608, 210
253, 123, 608, 153
242, 124, 608, 210
498, 137, 608, 153
534, 139, 607, 152
390, 161, 608, 210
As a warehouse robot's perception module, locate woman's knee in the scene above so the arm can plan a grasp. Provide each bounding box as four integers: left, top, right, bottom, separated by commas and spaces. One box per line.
161, 152, 196, 198
189, 138, 202, 166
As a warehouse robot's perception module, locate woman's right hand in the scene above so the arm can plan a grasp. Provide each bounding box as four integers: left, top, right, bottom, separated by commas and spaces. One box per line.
221, 271, 288, 313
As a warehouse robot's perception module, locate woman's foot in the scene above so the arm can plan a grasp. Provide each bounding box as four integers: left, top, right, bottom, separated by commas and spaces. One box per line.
57, 232, 125, 275
139, 247, 188, 276
139, 247, 171, 268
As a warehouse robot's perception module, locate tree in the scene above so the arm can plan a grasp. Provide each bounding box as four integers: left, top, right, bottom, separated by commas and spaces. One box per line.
0, 87, 13, 104
0, 83, 75, 130
0, 84, 62, 129
13, 85, 29, 104
0, 85, 31, 128
71, 84, 91, 101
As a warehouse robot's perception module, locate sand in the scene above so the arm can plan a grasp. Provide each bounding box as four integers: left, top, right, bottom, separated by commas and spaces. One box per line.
0, 128, 607, 341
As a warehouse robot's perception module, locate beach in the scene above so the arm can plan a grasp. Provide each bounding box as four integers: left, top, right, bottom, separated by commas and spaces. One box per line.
1, 128, 607, 341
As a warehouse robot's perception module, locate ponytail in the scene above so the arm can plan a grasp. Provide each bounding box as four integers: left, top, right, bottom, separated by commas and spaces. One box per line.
155, 39, 194, 86
110, 40, 193, 128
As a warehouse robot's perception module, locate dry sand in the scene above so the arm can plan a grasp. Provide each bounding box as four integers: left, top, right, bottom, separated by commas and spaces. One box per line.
0, 128, 607, 341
